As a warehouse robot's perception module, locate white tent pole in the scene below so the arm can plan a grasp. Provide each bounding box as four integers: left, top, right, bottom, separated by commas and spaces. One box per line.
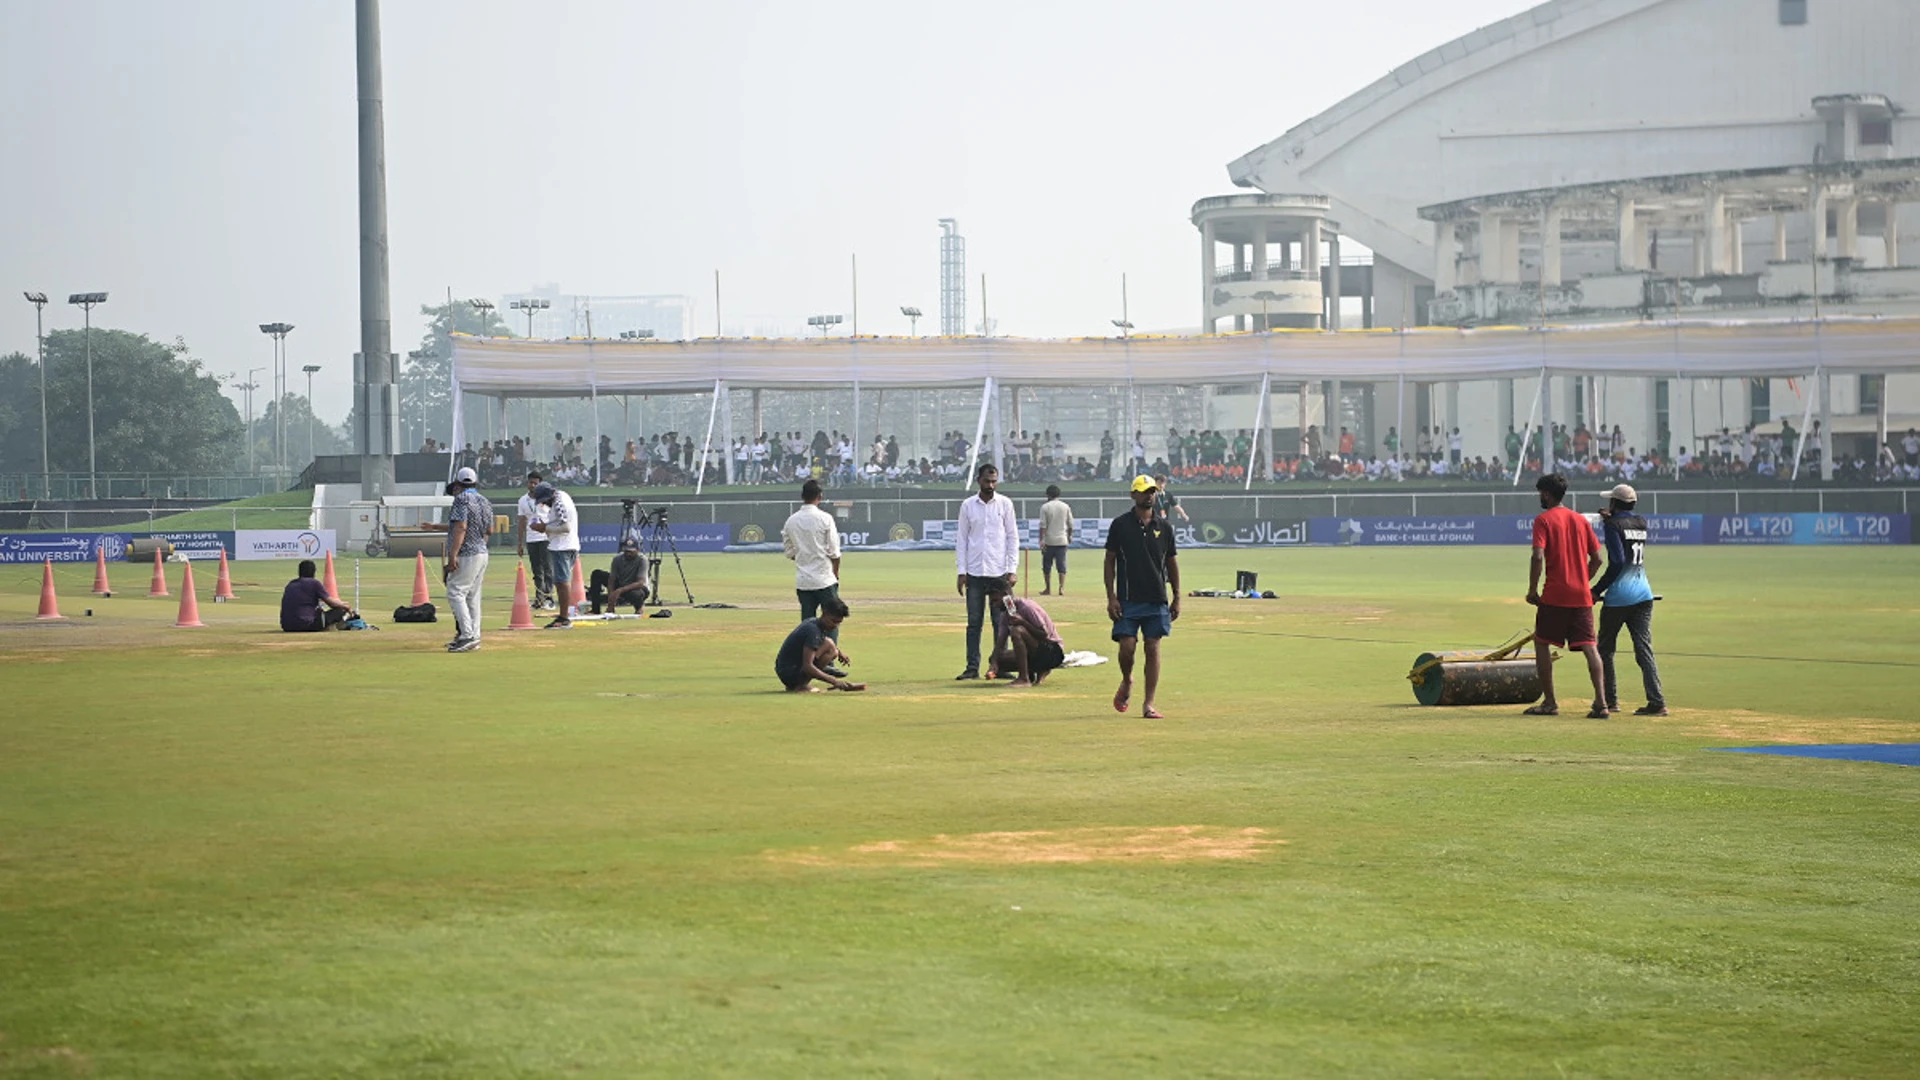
851, 380, 861, 484
1791, 366, 1819, 481
720, 381, 734, 485
1512, 366, 1546, 487
696, 378, 721, 495
966, 376, 993, 490
991, 377, 1006, 478
1244, 372, 1270, 490
588, 342, 602, 486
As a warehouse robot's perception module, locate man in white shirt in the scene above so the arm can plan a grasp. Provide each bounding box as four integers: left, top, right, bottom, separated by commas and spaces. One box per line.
528, 481, 581, 628
515, 470, 555, 610
1039, 484, 1073, 596
954, 462, 1019, 679
783, 479, 846, 653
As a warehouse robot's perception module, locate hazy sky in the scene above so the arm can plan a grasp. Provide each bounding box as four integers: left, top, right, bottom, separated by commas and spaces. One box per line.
2, 0, 1532, 422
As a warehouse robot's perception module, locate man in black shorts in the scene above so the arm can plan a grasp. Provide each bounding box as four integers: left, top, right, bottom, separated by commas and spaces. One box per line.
985, 576, 1066, 686
1105, 474, 1181, 717
774, 597, 865, 692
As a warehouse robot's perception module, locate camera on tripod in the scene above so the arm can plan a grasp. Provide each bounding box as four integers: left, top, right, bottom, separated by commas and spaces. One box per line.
617, 500, 693, 605
621, 500, 668, 527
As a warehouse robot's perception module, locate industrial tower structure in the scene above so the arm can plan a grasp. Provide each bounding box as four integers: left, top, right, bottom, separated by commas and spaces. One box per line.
939, 218, 966, 336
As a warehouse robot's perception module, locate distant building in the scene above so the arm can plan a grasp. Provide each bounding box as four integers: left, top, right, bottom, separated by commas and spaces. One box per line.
1219, 0, 1920, 473
499, 284, 693, 342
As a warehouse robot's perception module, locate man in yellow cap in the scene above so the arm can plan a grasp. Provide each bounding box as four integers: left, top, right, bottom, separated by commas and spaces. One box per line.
1104, 474, 1181, 718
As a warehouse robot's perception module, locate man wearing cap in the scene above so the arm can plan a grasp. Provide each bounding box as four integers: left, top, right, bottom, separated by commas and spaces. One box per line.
588, 536, 652, 616
1593, 483, 1668, 716
516, 470, 554, 610
1105, 475, 1181, 718
954, 462, 1019, 680
440, 467, 494, 652
527, 481, 580, 629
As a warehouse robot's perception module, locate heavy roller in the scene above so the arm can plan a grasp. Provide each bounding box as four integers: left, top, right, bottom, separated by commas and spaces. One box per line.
1406, 633, 1552, 707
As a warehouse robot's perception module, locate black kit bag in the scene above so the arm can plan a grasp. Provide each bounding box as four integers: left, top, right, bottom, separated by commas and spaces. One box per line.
392, 602, 438, 623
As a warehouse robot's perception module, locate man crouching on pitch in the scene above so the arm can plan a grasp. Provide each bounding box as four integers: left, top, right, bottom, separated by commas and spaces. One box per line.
774, 597, 866, 693
985, 576, 1066, 686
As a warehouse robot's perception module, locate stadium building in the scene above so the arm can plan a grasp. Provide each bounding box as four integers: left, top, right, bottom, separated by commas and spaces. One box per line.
1213, 0, 1920, 466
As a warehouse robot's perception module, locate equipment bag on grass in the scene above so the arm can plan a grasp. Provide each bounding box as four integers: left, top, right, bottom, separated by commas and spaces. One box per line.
392, 602, 437, 623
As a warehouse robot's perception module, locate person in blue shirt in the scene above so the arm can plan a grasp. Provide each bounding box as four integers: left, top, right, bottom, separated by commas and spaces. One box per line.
1592, 484, 1668, 716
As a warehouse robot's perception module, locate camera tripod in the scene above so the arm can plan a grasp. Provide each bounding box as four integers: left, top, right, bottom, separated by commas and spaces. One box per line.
622, 501, 695, 606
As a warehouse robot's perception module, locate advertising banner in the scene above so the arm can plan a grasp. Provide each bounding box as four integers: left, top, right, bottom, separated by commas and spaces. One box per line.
0, 532, 132, 564
233, 529, 337, 561
1706, 512, 1910, 545
1308, 513, 1710, 546
580, 523, 732, 553
916, 517, 1308, 548
142, 531, 235, 560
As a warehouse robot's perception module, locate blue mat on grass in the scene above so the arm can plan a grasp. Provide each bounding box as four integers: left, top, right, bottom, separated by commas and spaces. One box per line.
1714, 744, 1920, 767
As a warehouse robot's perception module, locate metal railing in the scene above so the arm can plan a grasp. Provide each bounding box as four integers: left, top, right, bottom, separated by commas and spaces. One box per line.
1, 473, 285, 501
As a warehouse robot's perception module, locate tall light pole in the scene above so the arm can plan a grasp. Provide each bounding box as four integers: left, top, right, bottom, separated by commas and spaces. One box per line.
468, 297, 494, 335
23, 293, 48, 497
303, 364, 322, 465
510, 297, 550, 338
260, 323, 294, 476
242, 367, 265, 475
67, 293, 107, 499
900, 306, 922, 337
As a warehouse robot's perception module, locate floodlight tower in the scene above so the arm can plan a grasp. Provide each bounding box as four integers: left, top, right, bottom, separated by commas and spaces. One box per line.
510, 297, 550, 337
67, 292, 107, 499
260, 322, 294, 475
900, 306, 922, 337
468, 297, 494, 335
23, 292, 48, 496
939, 219, 966, 336
356, 0, 398, 499
807, 314, 843, 338
302, 364, 322, 464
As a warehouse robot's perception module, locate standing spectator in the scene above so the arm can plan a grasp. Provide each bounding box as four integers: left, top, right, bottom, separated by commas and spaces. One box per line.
1449, 427, 1463, 466
528, 481, 580, 629
516, 470, 554, 610
1105, 474, 1180, 718
1131, 431, 1148, 475
1384, 426, 1400, 460
1039, 484, 1073, 596
1903, 428, 1920, 468
1593, 484, 1668, 716
783, 480, 845, 653
1523, 473, 1608, 718
439, 467, 493, 653
1339, 426, 1356, 458
1416, 426, 1432, 462
953, 463, 1019, 680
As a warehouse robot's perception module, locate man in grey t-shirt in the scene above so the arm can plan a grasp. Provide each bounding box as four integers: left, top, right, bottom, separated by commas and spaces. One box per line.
440, 467, 494, 652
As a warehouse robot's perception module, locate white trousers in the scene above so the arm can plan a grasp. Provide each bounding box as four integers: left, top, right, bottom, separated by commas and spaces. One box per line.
445, 550, 489, 641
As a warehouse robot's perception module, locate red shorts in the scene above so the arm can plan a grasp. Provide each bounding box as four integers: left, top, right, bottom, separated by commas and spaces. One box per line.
1534, 603, 1596, 649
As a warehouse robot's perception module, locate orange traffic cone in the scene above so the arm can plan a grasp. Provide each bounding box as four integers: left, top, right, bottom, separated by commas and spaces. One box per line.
173, 562, 204, 628
146, 548, 170, 598
506, 562, 537, 630
411, 551, 432, 606
92, 547, 112, 595
569, 566, 586, 614
323, 550, 339, 597
36, 559, 64, 620
214, 549, 236, 602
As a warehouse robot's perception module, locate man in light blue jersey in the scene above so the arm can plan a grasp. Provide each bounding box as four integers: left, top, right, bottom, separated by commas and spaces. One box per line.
1592, 484, 1667, 716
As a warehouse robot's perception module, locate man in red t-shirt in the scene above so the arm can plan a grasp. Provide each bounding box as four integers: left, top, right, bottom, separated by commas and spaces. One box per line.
1525, 473, 1608, 717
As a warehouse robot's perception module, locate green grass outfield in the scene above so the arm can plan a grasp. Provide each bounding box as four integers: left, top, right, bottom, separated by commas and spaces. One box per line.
1, 547, 1916, 1078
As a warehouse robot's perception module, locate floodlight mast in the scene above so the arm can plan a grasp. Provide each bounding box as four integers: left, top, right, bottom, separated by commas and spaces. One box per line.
900, 305, 922, 337
67, 292, 107, 499
302, 364, 322, 465
23, 293, 48, 497
356, 0, 397, 499
467, 298, 494, 336
259, 322, 294, 477
807, 314, 844, 339
510, 297, 550, 338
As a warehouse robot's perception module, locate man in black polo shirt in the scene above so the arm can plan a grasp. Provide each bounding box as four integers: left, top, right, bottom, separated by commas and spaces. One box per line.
1104, 474, 1181, 718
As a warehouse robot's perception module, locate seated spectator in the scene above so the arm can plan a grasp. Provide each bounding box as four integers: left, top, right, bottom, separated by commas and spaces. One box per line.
280, 559, 353, 632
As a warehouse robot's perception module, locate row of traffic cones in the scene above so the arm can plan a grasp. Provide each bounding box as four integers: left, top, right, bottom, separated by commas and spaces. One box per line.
38, 556, 206, 627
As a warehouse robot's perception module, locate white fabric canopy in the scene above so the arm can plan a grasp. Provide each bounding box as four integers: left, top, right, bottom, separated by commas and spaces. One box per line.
450, 317, 1920, 401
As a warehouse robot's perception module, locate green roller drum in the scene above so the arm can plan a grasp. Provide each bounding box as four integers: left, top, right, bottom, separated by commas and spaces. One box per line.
1407, 648, 1545, 707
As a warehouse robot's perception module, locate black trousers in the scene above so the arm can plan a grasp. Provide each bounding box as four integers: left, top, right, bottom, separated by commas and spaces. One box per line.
1599, 601, 1665, 709
526, 540, 552, 602
963, 575, 1006, 674
797, 583, 841, 641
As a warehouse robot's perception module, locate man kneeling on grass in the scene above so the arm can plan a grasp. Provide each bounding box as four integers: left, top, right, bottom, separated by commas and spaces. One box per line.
774, 597, 865, 692
985, 576, 1065, 686
279, 559, 354, 632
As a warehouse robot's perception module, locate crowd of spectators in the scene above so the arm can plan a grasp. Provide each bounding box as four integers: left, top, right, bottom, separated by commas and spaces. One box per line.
420, 420, 1920, 490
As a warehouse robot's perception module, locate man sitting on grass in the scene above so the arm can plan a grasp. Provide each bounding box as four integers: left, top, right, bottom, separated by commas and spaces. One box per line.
279, 559, 353, 633
985, 577, 1065, 686
774, 598, 864, 693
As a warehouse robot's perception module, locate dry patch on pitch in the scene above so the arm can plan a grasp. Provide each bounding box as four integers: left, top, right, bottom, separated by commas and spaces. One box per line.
769, 825, 1283, 867
1677, 708, 1916, 745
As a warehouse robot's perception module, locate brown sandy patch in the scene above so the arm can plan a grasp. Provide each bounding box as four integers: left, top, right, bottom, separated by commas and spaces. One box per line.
1674, 708, 1916, 745
769, 825, 1283, 866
